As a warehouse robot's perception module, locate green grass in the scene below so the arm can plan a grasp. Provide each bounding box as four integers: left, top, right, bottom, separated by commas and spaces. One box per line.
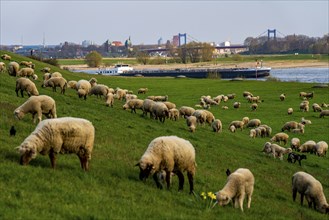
1, 50, 329, 219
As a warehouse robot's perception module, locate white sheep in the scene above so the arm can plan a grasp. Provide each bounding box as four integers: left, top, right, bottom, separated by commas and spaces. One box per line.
229, 120, 244, 131
136, 136, 196, 193
138, 88, 148, 94
288, 107, 293, 115
291, 138, 301, 151
153, 95, 168, 102
192, 110, 208, 126
179, 106, 196, 118
115, 88, 127, 101
14, 95, 57, 123
212, 119, 222, 133
243, 91, 253, 97
76, 79, 94, 100
246, 119, 261, 128
216, 168, 254, 212
301, 117, 312, 125
298, 140, 317, 153
233, 102, 241, 109
250, 103, 258, 111
8, 61, 19, 76
0, 62, 6, 73
67, 80, 78, 90
163, 101, 176, 110
315, 141, 328, 157
42, 76, 67, 94
270, 132, 289, 145
142, 99, 156, 118
152, 102, 169, 122
17, 67, 35, 78
168, 108, 180, 121
186, 115, 197, 132
50, 72, 62, 78
280, 93, 286, 101
229, 125, 236, 133
123, 99, 144, 113
259, 124, 272, 137
1, 54, 11, 60
319, 110, 329, 118
15, 77, 39, 97
263, 142, 292, 160
17, 117, 94, 171
125, 94, 138, 101
242, 117, 249, 125
281, 121, 299, 132
312, 103, 322, 112
41, 67, 51, 73
300, 101, 309, 112
105, 92, 114, 107
249, 129, 256, 138
292, 171, 329, 214
88, 84, 109, 98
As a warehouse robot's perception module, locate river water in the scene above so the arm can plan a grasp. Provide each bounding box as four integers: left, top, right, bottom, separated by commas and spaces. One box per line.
269, 67, 328, 83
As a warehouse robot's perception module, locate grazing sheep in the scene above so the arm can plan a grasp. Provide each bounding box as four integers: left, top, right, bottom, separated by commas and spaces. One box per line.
1, 54, 11, 60
229, 125, 236, 133
212, 119, 222, 133
136, 136, 196, 194
179, 106, 196, 118
0, 62, 6, 73
163, 101, 176, 110
288, 108, 293, 115
304, 92, 314, 99
152, 102, 169, 122
216, 168, 254, 212
292, 171, 329, 214
213, 95, 224, 104
321, 102, 328, 108
76, 79, 94, 100
43, 72, 51, 81
246, 119, 261, 128
20, 61, 34, 68
115, 88, 127, 101
67, 80, 78, 90
292, 128, 304, 134
319, 110, 329, 118
42, 77, 67, 94
300, 101, 309, 112
249, 129, 256, 138
248, 96, 261, 103
15, 77, 39, 97
315, 141, 328, 157
14, 95, 57, 123
229, 120, 244, 131
50, 72, 62, 78
301, 117, 312, 125
41, 67, 51, 73
153, 95, 168, 102
287, 152, 307, 166
242, 117, 249, 125
299, 92, 307, 98
222, 106, 229, 110
17, 117, 94, 171
186, 115, 197, 132
105, 92, 114, 107
270, 132, 289, 145
281, 121, 299, 132
10, 125, 16, 136
291, 138, 301, 151
227, 93, 236, 99
168, 108, 179, 121
88, 84, 109, 98
142, 99, 156, 118
259, 124, 272, 137
233, 102, 241, 109
312, 103, 322, 112
202, 96, 218, 106
280, 93, 286, 101
138, 88, 148, 94
250, 103, 258, 111
243, 91, 253, 97
123, 99, 144, 113
125, 94, 138, 101
263, 142, 292, 160
8, 61, 19, 76
298, 140, 317, 153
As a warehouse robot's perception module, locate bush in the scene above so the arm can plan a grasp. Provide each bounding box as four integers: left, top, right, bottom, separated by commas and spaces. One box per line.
85, 51, 102, 67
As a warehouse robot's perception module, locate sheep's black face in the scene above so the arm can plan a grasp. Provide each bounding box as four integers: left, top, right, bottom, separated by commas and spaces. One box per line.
139, 164, 153, 181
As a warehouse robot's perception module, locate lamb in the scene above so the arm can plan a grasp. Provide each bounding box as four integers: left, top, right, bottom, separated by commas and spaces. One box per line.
262, 142, 292, 160
215, 168, 254, 212
250, 103, 258, 111
14, 95, 57, 123
136, 136, 196, 193
123, 99, 144, 113
179, 106, 196, 118
211, 119, 222, 133
168, 108, 180, 121
105, 92, 114, 107
17, 117, 94, 171
229, 120, 244, 131
142, 99, 156, 118
1, 54, 11, 60
298, 140, 317, 153
246, 119, 261, 128
288, 108, 293, 115
15, 77, 39, 97
270, 132, 289, 145
152, 102, 169, 122
292, 171, 329, 214
88, 84, 109, 98
290, 138, 301, 151
287, 152, 307, 166
186, 115, 197, 132
315, 141, 328, 157
233, 102, 241, 109
304, 92, 314, 99
227, 93, 236, 99
319, 110, 329, 118
280, 93, 286, 101
248, 96, 261, 103
8, 61, 19, 76
138, 88, 148, 94
163, 101, 176, 110
42, 76, 67, 94
67, 80, 78, 90
281, 121, 299, 132
299, 92, 307, 98
312, 103, 322, 112
249, 129, 256, 138
229, 125, 236, 133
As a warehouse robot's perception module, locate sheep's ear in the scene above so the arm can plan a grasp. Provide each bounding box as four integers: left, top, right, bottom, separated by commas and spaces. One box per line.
135, 162, 140, 167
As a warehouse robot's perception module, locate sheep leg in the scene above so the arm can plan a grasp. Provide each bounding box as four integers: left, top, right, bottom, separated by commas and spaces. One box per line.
187, 172, 194, 194
152, 172, 163, 189
292, 188, 297, 202
300, 193, 304, 206
20, 89, 24, 97
298, 159, 302, 166
176, 171, 184, 191
78, 155, 89, 171
15, 89, 19, 97
238, 193, 245, 211
49, 150, 57, 169
165, 171, 171, 190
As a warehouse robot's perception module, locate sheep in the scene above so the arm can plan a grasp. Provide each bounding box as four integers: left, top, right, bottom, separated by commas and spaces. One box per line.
299, 92, 307, 98
8, 61, 19, 76
142, 99, 156, 118
136, 136, 196, 194
292, 128, 304, 134
67, 80, 78, 90
280, 93, 286, 101
88, 84, 109, 98
138, 88, 148, 94
186, 115, 197, 132
20, 61, 34, 68
287, 152, 307, 166
288, 107, 293, 115
1, 54, 11, 60
168, 108, 179, 121
248, 96, 261, 103
304, 92, 314, 99
315, 141, 328, 157
300, 102, 309, 112
229, 120, 244, 131
298, 140, 317, 153
50, 72, 62, 78
213, 95, 224, 104
243, 91, 253, 97
115, 88, 126, 101
259, 124, 272, 137
292, 171, 329, 214
42, 77, 67, 94
212, 119, 222, 133
249, 129, 256, 138
263, 142, 292, 160
246, 119, 261, 128
14, 95, 57, 123
222, 95, 229, 102
105, 92, 114, 107
15, 77, 39, 97
312, 103, 322, 112
179, 106, 195, 118
125, 94, 138, 101
227, 93, 236, 99
202, 110, 215, 125
291, 138, 301, 151
0, 62, 6, 73
76, 79, 94, 100
222, 106, 229, 110
281, 121, 299, 132
41, 67, 51, 73
229, 125, 236, 133
250, 103, 258, 111
153, 95, 168, 102
202, 96, 218, 106
321, 102, 328, 108
215, 168, 254, 212
123, 99, 144, 113
163, 101, 176, 110
319, 110, 329, 118
10, 125, 16, 136
152, 102, 169, 122
301, 117, 312, 125
17, 117, 94, 171
233, 102, 241, 109
270, 132, 289, 145
242, 117, 249, 125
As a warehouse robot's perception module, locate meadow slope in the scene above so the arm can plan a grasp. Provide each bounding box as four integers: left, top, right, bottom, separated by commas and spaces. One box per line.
0, 51, 329, 220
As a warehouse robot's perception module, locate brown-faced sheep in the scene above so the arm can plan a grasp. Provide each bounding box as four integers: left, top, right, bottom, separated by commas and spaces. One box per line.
17, 117, 94, 171
319, 110, 329, 118
42, 77, 67, 94
138, 88, 148, 94
315, 141, 328, 157
136, 136, 196, 194
14, 95, 57, 123
179, 106, 196, 118
1, 54, 11, 60
312, 103, 322, 112
298, 140, 317, 153
250, 103, 258, 111
76, 79, 95, 100
186, 115, 197, 132
281, 121, 300, 132
292, 171, 329, 214
212, 119, 222, 133
270, 132, 289, 145
123, 99, 144, 113
216, 168, 254, 212
280, 93, 286, 101
8, 61, 19, 76
15, 77, 39, 97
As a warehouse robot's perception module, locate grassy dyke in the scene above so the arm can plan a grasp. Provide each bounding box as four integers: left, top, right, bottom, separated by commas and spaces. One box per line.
0, 50, 329, 219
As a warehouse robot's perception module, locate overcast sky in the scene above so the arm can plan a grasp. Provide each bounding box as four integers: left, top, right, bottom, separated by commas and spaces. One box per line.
1, 0, 328, 46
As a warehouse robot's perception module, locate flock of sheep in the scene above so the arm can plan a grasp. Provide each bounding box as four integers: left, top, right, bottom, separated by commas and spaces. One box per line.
1, 53, 329, 214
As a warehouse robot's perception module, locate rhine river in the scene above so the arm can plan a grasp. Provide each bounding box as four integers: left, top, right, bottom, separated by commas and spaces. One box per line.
269, 67, 328, 83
